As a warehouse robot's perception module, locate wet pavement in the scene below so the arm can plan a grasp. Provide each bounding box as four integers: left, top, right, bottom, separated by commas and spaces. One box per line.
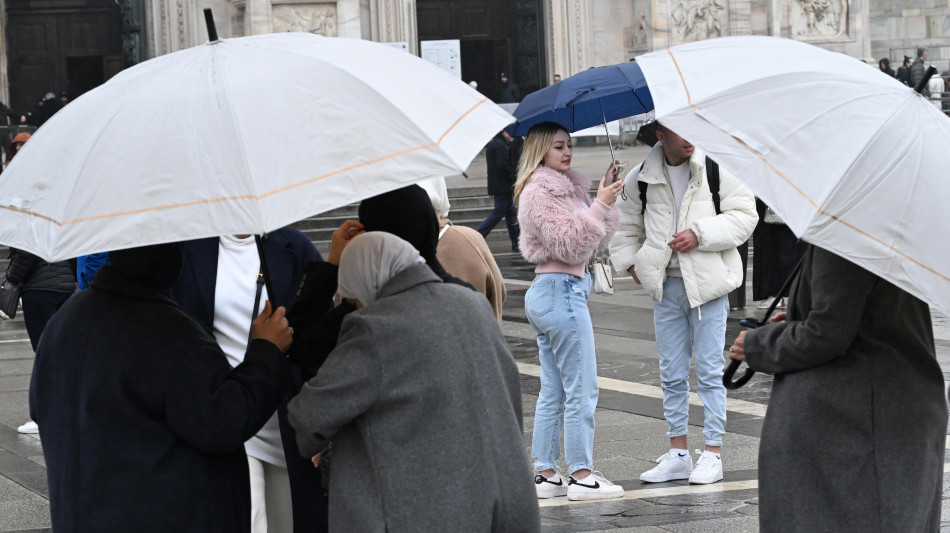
2, 144, 950, 532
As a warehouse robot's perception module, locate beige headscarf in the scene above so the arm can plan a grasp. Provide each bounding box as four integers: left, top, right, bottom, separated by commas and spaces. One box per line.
337, 232, 425, 307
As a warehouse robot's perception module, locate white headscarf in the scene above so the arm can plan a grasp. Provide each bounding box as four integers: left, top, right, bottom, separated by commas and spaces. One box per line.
337, 232, 426, 307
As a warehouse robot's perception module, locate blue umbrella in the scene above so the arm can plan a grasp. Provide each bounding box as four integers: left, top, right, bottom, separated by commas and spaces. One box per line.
505, 62, 654, 159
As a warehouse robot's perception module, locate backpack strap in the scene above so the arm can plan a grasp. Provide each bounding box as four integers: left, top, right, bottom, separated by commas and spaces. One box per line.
706, 156, 721, 215
639, 181, 648, 215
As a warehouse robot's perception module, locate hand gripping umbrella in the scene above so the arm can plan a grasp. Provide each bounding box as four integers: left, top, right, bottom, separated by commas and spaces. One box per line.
0, 10, 513, 298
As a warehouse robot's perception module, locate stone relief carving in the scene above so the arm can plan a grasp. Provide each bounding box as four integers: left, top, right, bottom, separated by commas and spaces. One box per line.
272, 5, 338, 36
624, 10, 650, 52
791, 0, 849, 40
670, 0, 725, 42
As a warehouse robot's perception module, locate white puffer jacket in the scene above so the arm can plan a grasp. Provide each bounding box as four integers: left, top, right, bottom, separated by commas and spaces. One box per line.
609, 144, 757, 308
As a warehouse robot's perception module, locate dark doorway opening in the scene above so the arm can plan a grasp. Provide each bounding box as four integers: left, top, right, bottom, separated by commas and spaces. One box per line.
66, 56, 105, 100
417, 0, 544, 103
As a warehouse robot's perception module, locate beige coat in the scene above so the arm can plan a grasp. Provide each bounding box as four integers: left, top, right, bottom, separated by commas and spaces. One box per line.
436, 218, 506, 322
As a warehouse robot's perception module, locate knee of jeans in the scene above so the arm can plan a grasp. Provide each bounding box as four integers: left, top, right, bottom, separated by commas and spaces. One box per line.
660, 377, 689, 392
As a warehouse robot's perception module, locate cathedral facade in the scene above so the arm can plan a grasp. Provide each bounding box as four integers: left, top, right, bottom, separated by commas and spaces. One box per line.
1, 0, 947, 113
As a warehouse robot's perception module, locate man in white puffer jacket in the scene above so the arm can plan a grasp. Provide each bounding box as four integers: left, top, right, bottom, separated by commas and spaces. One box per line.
609, 123, 756, 485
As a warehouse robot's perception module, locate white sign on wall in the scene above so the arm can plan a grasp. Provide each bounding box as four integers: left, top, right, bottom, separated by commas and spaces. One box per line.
384, 42, 410, 53
420, 40, 462, 79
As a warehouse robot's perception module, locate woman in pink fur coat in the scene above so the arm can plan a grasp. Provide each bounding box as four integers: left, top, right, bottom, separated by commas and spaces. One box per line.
514, 122, 625, 501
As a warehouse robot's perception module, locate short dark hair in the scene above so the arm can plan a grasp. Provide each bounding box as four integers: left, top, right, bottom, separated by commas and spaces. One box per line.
917, 47, 926, 58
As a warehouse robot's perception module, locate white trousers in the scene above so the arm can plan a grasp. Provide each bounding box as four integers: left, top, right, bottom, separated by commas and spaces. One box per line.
247, 455, 293, 533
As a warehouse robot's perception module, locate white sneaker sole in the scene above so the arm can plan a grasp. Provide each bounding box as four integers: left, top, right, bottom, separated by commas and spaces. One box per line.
640, 471, 691, 483
536, 488, 568, 499
567, 488, 624, 501
688, 473, 723, 484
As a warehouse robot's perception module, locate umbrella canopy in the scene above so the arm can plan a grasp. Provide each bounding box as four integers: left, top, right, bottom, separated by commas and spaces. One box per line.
0, 32, 512, 262
506, 62, 653, 136
636, 36, 950, 316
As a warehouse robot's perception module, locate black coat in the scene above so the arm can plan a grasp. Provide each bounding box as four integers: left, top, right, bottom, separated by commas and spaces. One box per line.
745, 246, 946, 532
30, 265, 293, 533
174, 229, 328, 532
499, 81, 521, 103
6, 248, 75, 293
751, 198, 807, 300
485, 135, 511, 196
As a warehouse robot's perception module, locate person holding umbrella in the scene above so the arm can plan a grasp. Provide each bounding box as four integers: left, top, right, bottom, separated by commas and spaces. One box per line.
728, 244, 946, 532
515, 121, 625, 500
29, 242, 296, 533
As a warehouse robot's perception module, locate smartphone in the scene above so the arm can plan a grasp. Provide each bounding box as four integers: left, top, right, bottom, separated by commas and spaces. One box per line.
609, 161, 627, 185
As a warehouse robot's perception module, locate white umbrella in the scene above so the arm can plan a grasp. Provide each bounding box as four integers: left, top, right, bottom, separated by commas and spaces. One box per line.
0, 29, 512, 263
636, 36, 950, 316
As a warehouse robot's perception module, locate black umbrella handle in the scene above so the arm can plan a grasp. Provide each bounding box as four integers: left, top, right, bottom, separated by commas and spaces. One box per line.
914, 66, 938, 94
724, 359, 755, 390
723, 250, 808, 390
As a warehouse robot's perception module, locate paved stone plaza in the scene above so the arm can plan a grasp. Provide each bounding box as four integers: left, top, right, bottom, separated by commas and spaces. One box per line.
1, 144, 949, 532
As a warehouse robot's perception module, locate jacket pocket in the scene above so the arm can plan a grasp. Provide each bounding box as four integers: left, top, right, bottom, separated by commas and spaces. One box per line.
525, 277, 556, 318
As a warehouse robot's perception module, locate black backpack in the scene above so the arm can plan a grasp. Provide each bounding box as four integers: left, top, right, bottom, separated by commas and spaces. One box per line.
637, 156, 721, 216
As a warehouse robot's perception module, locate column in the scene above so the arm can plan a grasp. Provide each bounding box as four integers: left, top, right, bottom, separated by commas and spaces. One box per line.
546, 0, 593, 78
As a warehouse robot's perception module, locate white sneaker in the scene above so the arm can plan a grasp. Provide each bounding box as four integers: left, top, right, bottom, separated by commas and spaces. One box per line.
689, 450, 723, 484
567, 471, 624, 501
17, 421, 38, 434
640, 449, 692, 482
756, 296, 776, 309
534, 471, 568, 499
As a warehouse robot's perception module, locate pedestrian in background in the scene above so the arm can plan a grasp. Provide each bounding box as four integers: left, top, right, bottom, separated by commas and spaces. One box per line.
516, 121, 625, 501
729, 245, 946, 532
76, 252, 109, 290
30, 243, 295, 533
477, 130, 521, 253
499, 72, 521, 103
609, 123, 757, 485
175, 229, 328, 533
2, 132, 76, 435
897, 55, 913, 86
878, 57, 895, 77
288, 232, 540, 532
911, 47, 930, 95
420, 176, 507, 323
752, 198, 807, 309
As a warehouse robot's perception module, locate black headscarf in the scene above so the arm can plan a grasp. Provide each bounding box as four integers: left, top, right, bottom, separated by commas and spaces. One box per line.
109, 242, 184, 291
358, 185, 472, 288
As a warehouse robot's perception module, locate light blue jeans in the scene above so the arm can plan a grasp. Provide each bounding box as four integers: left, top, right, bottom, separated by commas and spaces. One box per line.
652, 276, 729, 447
525, 272, 598, 475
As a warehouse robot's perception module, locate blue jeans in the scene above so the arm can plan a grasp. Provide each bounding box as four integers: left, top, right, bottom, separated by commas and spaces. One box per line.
477, 193, 519, 248
652, 277, 729, 447
525, 272, 598, 475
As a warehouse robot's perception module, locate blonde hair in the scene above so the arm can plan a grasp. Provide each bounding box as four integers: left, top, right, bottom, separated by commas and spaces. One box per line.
513, 122, 568, 205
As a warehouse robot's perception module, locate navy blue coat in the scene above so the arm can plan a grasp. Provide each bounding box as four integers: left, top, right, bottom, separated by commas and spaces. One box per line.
174, 229, 328, 532
30, 265, 293, 533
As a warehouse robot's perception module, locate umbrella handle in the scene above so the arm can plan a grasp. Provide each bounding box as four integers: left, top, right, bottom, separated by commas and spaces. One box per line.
723, 359, 755, 390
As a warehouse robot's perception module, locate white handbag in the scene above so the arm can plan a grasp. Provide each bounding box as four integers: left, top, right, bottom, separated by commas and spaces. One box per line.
591, 256, 614, 295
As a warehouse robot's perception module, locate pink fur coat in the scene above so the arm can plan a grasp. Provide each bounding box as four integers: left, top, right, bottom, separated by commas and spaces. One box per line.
517, 166, 620, 276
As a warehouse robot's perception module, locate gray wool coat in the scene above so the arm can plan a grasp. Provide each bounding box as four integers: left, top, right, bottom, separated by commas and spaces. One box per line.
744, 246, 947, 533
288, 264, 540, 533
